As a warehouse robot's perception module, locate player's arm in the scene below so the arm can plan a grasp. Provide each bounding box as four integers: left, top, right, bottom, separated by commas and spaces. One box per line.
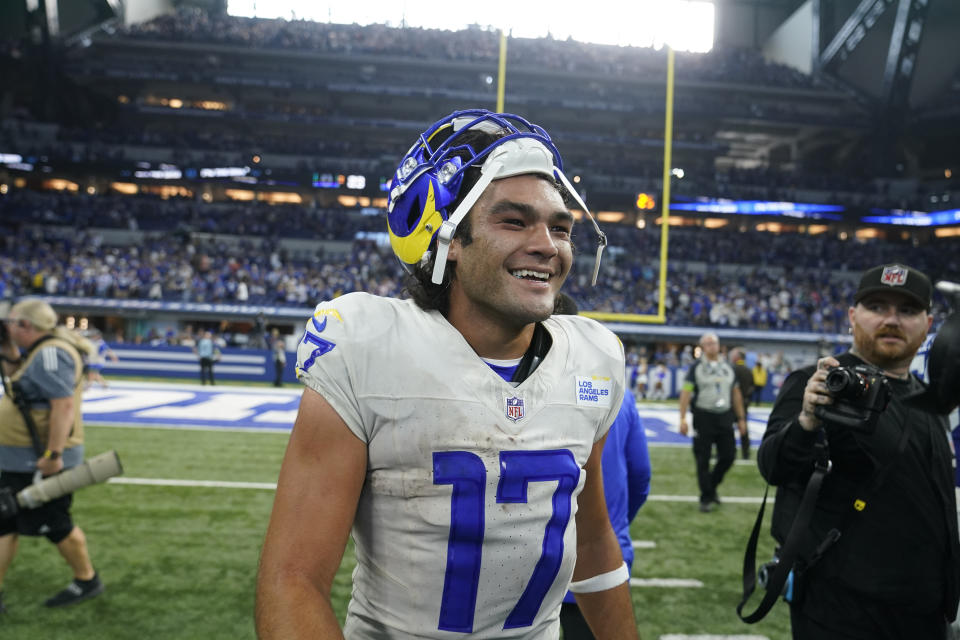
732, 386, 747, 437
624, 404, 651, 519
572, 434, 640, 639
677, 386, 693, 436
255, 387, 367, 639
677, 363, 696, 436
35, 394, 72, 476
757, 366, 825, 485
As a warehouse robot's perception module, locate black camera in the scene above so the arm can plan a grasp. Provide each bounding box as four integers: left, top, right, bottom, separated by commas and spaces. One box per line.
814, 363, 891, 431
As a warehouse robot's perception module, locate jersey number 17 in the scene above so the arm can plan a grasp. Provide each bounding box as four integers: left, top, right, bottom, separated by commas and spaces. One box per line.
433, 449, 580, 633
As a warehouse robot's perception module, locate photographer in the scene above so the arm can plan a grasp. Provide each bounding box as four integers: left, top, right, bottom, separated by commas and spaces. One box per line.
0, 300, 104, 611
758, 264, 960, 638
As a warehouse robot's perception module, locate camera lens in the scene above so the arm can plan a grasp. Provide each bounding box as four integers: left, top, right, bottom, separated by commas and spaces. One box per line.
825, 368, 867, 398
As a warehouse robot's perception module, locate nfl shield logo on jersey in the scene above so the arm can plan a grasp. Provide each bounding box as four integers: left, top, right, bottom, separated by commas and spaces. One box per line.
880, 265, 907, 286
505, 396, 525, 422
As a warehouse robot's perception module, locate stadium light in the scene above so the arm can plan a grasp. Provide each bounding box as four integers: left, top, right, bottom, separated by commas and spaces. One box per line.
227, 0, 715, 52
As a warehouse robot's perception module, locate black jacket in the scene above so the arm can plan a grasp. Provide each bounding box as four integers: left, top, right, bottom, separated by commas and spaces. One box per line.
758, 352, 960, 617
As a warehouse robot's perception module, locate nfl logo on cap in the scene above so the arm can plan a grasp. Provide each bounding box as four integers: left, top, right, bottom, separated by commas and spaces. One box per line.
880, 265, 907, 286
505, 397, 524, 422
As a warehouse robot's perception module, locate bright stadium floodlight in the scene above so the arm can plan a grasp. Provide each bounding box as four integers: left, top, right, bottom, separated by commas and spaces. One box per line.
227, 0, 716, 323
227, 0, 716, 52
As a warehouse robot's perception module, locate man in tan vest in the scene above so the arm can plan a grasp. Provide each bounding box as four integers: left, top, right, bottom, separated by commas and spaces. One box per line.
0, 300, 103, 611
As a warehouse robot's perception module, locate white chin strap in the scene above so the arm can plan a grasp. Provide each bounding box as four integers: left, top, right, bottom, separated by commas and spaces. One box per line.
555, 170, 607, 287
431, 161, 501, 285
430, 139, 607, 286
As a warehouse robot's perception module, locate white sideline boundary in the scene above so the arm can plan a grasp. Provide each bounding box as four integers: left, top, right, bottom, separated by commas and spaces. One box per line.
660, 636, 769, 640
630, 578, 703, 588
107, 477, 768, 506
109, 477, 277, 490
647, 495, 769, 504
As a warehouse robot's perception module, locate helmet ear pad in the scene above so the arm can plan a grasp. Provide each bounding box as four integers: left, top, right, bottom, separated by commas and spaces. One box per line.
387, 163, 464, 268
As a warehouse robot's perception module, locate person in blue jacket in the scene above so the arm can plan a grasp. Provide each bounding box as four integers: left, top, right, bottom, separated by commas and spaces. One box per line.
555, 293, 652, 639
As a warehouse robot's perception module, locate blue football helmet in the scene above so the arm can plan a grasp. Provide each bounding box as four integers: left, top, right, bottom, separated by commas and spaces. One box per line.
386, 109, 607, 285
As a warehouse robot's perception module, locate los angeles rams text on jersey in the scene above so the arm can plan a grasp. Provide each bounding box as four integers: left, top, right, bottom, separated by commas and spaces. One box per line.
297, 292, 625, 639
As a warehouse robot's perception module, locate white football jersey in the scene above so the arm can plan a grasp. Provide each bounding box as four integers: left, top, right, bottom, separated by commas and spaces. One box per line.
297, 292, 625, 639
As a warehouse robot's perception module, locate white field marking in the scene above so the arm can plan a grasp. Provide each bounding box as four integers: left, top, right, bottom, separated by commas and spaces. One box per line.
632, 540, 657, 549
109, 477, 276, 490
109, 361, 265, 374
81, 390, 196, 413
85, 380, 304, 395
136, 393, 286, 421
734, 459, 757, 466
111, 349, 266, 363
91, 421, 291, 434
254, 409, 300, 423
659, 635, 769, 640
103, 473, 765, 504
630, 578, 703, 588
646, 495, 769, 504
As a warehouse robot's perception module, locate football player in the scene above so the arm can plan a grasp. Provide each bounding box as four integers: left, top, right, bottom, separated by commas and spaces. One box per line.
256, 110, 639, 639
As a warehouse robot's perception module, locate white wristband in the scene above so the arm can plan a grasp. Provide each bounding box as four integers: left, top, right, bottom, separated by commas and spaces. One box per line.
568, 561, 629, 594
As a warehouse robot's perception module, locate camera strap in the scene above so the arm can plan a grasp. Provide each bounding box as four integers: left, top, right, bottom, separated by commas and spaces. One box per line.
737, 429, 836, 623
2, 363, 45, 457
737, 414, 913, 624
4, 335, 66, 457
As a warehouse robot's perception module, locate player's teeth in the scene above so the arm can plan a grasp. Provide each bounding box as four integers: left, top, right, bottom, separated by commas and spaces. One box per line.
512, 269, 548, 280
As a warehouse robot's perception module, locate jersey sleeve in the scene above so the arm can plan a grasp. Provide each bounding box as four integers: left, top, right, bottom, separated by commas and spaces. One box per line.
25, 346, 76, 399
295, 298, 367, 442
592, 324, 626, 443
623, 394, 652, 519
757, 367, 818, 485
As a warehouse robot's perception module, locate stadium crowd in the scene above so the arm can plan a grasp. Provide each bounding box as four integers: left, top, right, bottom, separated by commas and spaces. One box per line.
120, 7, 817, 89
1, 117, 945, 212
5, 6, 952, 213
2, 189, 955, 335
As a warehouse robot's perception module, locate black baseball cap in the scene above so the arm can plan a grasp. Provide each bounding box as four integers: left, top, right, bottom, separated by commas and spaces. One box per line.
853, 263, 932, 310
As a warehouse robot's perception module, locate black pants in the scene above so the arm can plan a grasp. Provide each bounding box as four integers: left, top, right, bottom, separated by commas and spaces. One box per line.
559, 602, 595, 640
789, 577, 947, 640
199, 357, 215, 385
0, 471, 75, 543
273, 360, 284, 387
740, 398, 752, 458
692, 410, 735, 504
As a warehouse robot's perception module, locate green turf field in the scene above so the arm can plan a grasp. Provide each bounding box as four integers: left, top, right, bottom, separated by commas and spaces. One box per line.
0, 424, 791, 639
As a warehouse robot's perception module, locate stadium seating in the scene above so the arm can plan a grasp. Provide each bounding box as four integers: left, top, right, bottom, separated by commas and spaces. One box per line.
2, 189, 955, 334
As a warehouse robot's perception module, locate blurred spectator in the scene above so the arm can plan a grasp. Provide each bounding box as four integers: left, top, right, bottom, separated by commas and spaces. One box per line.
1, 189, 954, 332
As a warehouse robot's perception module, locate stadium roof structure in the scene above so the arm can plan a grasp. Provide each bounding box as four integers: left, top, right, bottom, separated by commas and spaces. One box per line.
1, 0, 957, 219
